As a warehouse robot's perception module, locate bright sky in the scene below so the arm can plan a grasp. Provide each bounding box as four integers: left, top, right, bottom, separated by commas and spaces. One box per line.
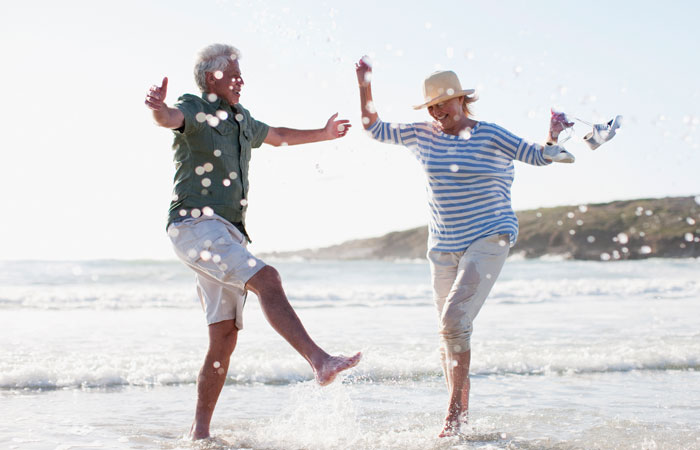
2, 0, 699, 260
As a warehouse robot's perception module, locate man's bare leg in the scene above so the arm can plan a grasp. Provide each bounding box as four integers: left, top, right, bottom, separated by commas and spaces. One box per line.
439, 349, 471, 438
246, 266, 361, 385
190, 320, 238, 440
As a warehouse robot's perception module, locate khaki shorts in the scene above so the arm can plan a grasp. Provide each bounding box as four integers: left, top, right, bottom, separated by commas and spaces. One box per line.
428, 233, 510, 353
168, 213, 266, 328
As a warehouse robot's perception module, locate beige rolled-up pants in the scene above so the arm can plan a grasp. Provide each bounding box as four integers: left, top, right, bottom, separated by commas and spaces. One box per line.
428, 233, 510, 353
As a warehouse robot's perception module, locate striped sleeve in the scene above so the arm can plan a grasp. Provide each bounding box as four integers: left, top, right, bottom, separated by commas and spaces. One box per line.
367, 120, 419, 151
484, 123, 551, 166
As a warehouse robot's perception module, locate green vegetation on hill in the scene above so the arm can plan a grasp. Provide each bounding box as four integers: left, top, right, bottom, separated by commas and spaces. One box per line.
262, 196, 700, 261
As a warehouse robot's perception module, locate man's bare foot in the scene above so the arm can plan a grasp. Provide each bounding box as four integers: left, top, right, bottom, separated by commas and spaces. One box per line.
189, 422, 210, 440
314, 352, 362, 386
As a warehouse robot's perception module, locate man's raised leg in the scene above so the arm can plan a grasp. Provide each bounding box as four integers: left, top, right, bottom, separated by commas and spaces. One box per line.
246, 265, 361, 385
190, 319, 238, 440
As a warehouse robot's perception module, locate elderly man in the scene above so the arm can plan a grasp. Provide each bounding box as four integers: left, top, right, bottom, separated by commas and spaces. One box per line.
145, 43, 360, 440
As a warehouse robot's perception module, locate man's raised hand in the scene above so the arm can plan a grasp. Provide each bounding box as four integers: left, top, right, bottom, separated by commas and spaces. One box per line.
325, 113, 352, 139
145, 77, 169, 111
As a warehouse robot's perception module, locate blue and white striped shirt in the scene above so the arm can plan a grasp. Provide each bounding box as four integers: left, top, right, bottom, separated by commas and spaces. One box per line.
368, 120, 550, 252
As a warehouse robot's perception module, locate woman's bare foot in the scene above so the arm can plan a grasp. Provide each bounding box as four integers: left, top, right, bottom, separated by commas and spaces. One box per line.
438, 410, 467, 438
314, 352, 362, 386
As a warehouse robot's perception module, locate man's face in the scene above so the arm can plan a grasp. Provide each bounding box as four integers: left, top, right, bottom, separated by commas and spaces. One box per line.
207, 59, 243, 105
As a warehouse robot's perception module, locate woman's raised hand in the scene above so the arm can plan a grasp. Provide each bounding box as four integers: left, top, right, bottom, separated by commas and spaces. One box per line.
355, 57, 372, 87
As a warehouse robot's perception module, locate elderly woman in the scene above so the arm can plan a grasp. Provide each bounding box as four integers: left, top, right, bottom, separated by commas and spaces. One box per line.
355, 58, 573, 437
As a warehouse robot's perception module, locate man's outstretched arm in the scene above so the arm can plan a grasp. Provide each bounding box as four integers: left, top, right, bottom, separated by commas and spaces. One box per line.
264, 113, 351, 147
145, 77, 185, 129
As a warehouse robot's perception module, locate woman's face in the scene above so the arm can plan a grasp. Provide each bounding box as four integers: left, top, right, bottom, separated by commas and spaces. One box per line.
427, 96, 465, 128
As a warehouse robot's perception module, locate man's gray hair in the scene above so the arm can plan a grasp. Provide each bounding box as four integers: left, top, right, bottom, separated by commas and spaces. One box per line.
194, 43, 241, 92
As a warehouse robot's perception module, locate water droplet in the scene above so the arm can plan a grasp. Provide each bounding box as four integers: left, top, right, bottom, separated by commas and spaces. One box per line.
191, 209, 201, 218
213, 361, 221, 368
536, 212, 542, 218
217, 368, 225, 375
207, 93, 218, 102
600, 252, 611, 261
617, 233, 629, 245
214, 149, 222, 157
201, 178, 211, 187
179, 209, 187, 217
587, 236, 596, 243
687, 217, 696, 225
206, 115, 220, 127
235, 113, 244, 122
187, 249, 197, 259
450, 164, 459, 172
172, 194, 179, 202
201, 189, 208, 195
557, 220, 563, 226
212, 254, 221, 263
567, 212, 575, 219
200, 250, 212, 261
612, 250, 621, 259
195, 166, 205, 175
685, 233, 694, 242
214, 70, 223, 80
337, 124, 345, 132
216, 110, 229, 120
223, 179, 231, 186
168, 227, 180, 238
645, 210, 653, 216
576, 220, 584, 226
229, 172, 238, 180
202, 207, 214, 216
240, 199, 248, 206
195, 112, 207, 123
459, 129, 472, 140
247, 258, 257, 267
569, 229, 576, 235
578, 205, 588, 213
362, 117, 370, 125
203, 163, 214, 172
639, 245, 652, 254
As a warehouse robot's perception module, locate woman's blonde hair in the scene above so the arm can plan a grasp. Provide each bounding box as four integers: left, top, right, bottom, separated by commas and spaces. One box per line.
462, 94, 478, 117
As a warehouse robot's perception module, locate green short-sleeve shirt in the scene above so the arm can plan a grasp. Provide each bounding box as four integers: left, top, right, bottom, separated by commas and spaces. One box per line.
167, 93, 269, 237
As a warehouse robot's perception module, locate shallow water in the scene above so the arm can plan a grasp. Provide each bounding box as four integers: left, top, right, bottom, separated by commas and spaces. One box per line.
1, 258, 699, 449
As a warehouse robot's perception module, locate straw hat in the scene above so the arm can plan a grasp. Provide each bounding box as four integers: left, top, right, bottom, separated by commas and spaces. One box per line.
413, 70, 476, 110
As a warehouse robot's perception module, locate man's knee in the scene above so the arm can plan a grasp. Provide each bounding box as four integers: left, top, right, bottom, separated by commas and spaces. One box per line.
208, 320, 238, 353
245, 265, 282, 295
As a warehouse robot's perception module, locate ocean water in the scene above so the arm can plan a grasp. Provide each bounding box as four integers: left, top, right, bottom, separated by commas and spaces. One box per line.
1, 258, 699, 450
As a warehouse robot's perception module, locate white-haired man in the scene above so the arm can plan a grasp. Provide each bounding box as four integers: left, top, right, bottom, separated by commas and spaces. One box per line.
145, 43, 360, 440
